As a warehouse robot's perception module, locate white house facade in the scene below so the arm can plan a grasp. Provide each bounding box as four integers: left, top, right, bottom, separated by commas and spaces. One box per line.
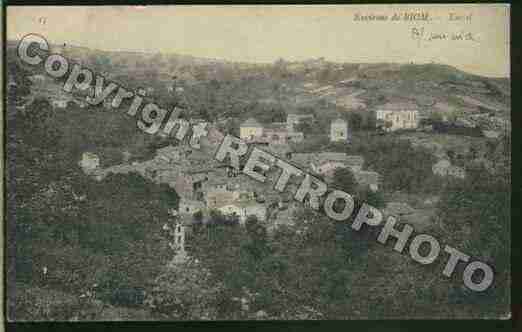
330, 118, 349, 142
376, 102, 419, 131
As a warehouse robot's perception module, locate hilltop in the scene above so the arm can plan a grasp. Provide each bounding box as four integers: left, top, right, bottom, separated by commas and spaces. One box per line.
7, 40, 510, 123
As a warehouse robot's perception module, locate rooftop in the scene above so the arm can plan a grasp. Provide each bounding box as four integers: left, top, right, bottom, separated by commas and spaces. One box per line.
317, 153, 364, 165
82, 152, 99, 159
241, 118, 263, 128
287, 113, 314, 119
264, 122, 287, 131
156, 145, 186, 158
332, 118, 347, 124
291, 153, 315, 167
378, 101, 419, 111
292, 152, 364, 168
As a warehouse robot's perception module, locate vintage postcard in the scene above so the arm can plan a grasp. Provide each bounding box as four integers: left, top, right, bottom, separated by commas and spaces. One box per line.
4, 4, 510, 321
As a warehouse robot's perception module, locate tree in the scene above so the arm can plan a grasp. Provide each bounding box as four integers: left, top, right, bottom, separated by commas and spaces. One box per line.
7, 60, 32, 103
223, 118, 240, 137
244, 215, 269, 260
348, 112, 363, 131
22, 97, 62, 148
357, 187, 385, 209
332, 167, 358, 193
193, 211, 204, 223
295, 119, 314, 134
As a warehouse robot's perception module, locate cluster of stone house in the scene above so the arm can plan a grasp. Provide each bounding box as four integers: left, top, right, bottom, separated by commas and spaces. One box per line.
177, 181, 258, 220
138, 144, 267, 226
80, 142, 269, 265
78, 113, 372, 264
162, 149, 269, 264
175, 172, 267, 226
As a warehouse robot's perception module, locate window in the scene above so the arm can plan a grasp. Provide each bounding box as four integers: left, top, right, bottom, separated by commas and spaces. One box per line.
177, 225, 181, 232
177, 236, 182, 244
186, 207, 189, 212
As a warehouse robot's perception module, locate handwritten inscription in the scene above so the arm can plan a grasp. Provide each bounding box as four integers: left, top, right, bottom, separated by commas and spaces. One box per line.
411, 27, 478, 43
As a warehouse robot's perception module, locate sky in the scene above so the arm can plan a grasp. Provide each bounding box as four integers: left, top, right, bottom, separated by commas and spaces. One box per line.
7, 5, 510, 77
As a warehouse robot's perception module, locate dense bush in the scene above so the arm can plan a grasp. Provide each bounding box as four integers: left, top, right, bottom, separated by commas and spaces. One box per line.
341, 134, 442, 194
6, 96, 179, 319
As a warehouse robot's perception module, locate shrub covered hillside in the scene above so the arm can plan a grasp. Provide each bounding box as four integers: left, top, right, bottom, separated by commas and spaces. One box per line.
6, 94, 179, 320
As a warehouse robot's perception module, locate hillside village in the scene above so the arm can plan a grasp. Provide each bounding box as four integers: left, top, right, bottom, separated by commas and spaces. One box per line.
78, 112, 385, 263
71, 92, 493, 265
6, 40, 511, 320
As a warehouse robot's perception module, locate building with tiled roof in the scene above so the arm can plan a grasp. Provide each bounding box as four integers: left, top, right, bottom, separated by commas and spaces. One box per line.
376, 101, 420, 131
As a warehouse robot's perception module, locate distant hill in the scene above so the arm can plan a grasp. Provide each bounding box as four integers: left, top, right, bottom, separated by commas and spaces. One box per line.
6, 39, 510, 130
